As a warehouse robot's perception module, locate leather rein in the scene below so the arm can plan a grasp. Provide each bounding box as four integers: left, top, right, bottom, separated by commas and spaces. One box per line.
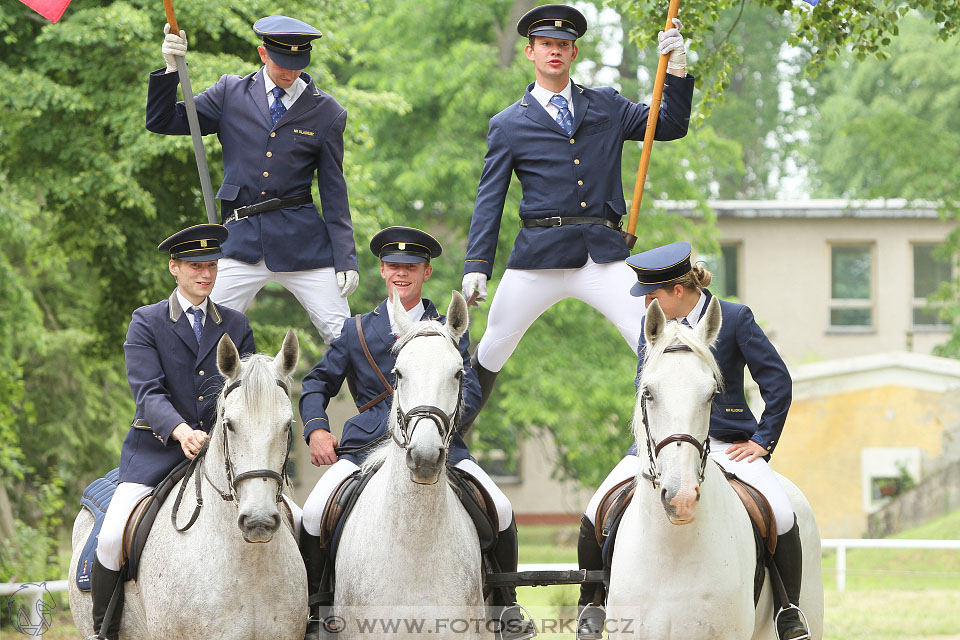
639, 343, 712, 488
172, 377, 293, 533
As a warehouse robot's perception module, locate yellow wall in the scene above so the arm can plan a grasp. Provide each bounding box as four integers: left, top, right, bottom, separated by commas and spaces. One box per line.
771, 385, 954, 538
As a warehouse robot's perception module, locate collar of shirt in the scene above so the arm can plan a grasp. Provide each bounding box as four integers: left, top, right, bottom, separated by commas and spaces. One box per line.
684, 290, 707, 328
385, 298, 426, 336
531, 79, 574, 119
176, 290, 208, 325
262, 69, 307, 109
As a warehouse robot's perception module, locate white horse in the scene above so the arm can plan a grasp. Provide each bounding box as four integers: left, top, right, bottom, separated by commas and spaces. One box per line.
332, 291, 485, 639
69, 331, 307, 640
605, 299, 823, 640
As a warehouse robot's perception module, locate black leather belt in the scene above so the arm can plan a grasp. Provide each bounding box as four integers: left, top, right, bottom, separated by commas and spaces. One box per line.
227, 194, 313, 222
522, 216, 621, 231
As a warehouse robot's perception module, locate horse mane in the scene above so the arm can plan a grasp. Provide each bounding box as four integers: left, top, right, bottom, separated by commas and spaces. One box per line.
391, 319, 451, 354
217, 353, 293, 425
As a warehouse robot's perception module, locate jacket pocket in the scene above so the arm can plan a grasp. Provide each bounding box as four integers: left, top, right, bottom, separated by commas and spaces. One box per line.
216, 182, 241, 202
580, 118, 611, 136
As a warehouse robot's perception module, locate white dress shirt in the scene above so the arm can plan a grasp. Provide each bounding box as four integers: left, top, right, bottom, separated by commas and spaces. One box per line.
263, 70, 307, 110
684, 291, 707, 328
176, 290, 208, 326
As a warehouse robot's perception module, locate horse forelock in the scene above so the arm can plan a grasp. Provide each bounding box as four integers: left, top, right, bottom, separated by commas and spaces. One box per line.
392, 319, 455, 355
217, 353, 292, 426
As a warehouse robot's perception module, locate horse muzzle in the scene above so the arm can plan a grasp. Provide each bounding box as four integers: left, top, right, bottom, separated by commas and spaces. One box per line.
237, 510, 281, 543
661, 483, 700, 525
405, 446, 444, 485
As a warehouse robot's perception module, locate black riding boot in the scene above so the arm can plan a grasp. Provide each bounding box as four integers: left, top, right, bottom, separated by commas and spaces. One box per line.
300, 529, 330, 640
491, 516, 536, 640
86, 557, 124, 640
460, 357, 500, 434
576, 516, 605, 640
772, 519, 810, 640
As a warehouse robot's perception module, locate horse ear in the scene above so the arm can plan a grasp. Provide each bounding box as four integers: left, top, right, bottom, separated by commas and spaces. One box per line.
446, 290, 469, 342
391, 287, 414, 335
274, 329, 299, 378
217, 333, 241, 380
698, 296, 723, 345
644, 299, 667, 346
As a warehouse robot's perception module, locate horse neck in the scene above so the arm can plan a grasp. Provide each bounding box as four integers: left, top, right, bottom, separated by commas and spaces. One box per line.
379, 446, 454, 540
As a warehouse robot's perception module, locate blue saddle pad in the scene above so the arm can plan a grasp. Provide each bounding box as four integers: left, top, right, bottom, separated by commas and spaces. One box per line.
75, 468, 120, 591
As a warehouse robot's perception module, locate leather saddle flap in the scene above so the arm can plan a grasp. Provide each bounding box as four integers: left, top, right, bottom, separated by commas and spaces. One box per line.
594, 478, 635, 547
725, 471, 778, 555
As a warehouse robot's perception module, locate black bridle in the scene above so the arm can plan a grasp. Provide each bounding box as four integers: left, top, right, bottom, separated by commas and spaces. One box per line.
639, 343, 712, 489
172, 377, 293, 533
390, 329, 464, 451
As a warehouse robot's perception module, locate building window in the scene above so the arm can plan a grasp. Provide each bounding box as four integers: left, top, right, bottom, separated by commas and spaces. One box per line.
830, 244, 873, 328
861, 447, 921, 513
912, 244, 951, 329
700, 244, 740, 299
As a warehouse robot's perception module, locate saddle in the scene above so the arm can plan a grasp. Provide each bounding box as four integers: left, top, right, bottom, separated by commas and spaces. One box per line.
318, 463, 500, 561
593, 468, 777, 603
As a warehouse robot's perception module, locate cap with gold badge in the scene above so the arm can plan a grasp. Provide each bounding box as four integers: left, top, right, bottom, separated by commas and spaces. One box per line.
370, 226, 442, 264
158, 224, 229, 262
253, 16, 323, 71
516, 4, 588, 41
625, 241, 693, 297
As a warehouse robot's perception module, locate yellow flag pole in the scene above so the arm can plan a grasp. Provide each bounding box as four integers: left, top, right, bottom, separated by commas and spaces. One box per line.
623, 0, 682, 250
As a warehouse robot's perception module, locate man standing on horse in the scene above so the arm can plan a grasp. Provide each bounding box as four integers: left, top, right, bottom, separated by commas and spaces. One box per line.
298, 226, 535, 640
85, 225, 256, 640
147, 16, 359, 345
461, 4, 695, 414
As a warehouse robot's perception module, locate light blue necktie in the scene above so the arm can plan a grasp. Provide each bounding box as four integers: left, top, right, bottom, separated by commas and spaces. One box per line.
549, 94, 573, 135
270, 86, 287, 126
185, 307, 203, 344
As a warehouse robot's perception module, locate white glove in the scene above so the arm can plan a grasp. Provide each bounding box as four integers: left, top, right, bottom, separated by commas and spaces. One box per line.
657, 18, 686, 72
337, 270, 359, 297
461, 273, 488, 305
162, 23, 188, 73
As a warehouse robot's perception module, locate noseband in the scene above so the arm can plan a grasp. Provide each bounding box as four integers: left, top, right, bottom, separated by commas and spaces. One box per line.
391, 329, 464, 451
639, 343, 712, 489
172, 377, 293, 533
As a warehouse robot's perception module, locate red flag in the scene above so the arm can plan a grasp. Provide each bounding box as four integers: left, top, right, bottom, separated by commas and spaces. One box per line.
17, 0, 73, 22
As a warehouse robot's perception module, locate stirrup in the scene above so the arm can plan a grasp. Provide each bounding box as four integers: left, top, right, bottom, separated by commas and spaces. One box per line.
774, 604, 810, 640
576, 603, 605, 640
499, 603, 537, 640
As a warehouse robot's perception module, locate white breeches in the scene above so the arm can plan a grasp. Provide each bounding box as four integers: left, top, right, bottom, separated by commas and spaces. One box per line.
476, 257, 644, 372
585, 441, 795, 535
96, 482, 302, 570
301, 458, 514, 537
211, 257, 350, 344
97, 482, 152, 571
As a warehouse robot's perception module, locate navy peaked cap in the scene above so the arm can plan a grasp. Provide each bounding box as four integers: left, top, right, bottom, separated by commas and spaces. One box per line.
370, 226, 443, 264
626, 242, 693, 297
158, 224, 229, 262
253, 16, 322, 70
517, 4, 587, 41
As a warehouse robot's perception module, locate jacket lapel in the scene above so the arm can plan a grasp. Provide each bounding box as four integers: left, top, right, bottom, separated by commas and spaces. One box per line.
196, 301, 226, 364
521, 85, 570, 136
277, 72, 320, 126
168, 291, 199, 356
248, 69, 274, 128
570, 82, 589, 134
371, 300, 396, 352
698, 289, 715, 322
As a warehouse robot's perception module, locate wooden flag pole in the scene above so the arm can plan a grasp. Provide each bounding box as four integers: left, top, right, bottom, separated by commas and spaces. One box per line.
623, 0, 682, 250
162, 0, 218, 225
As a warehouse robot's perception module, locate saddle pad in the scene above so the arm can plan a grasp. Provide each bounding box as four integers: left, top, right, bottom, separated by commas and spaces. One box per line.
75, 468, 121, 591
122, 460, 190, 582
448, 465, 499, 552
324, 463, 382, 560
594, 478, 635, 547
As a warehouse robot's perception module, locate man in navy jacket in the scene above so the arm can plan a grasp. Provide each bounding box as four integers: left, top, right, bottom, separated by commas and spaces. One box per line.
146, 16, 358, 345
461, 4, 695, 415
298, 227, 534, 640
86, 225, 255, 640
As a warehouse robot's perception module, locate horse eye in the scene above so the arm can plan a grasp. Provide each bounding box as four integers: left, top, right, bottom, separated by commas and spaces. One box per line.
642, 388, 653, 400
224, 418, 235, 432
455, 370, 464, 380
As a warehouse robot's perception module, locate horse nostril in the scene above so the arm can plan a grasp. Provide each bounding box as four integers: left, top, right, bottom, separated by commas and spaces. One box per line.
661, 487, 667, 501
695, 486, 701, 502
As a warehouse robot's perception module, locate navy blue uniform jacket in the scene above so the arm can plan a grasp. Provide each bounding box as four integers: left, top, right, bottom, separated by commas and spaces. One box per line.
299, 299, 481, 465
119, 292, 256, 486
631, 290, 792, 456
464, 76, 695, 279
146, 68, 358, 273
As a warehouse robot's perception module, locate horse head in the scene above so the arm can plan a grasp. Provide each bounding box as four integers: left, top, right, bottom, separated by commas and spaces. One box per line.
634, 297, 722, 524
216, 329, 299, 542
390, 289, 468, 485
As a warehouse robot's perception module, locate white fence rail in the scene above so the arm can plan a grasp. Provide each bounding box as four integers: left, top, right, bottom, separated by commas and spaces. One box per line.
2, 539, 959, 634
